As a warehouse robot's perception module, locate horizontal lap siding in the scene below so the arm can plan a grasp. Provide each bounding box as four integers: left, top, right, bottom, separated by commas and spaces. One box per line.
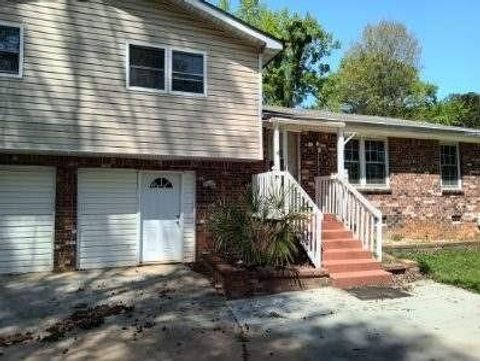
0, 167, 55, 274
0, 0, 262, 159
77, 169, 139, 269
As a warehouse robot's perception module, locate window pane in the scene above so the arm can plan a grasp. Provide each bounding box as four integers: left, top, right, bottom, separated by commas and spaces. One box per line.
345, 139, 360, 184
172, 51, 204, 94
440, 145, 459, 188
0, 25, 21, 75
129, 45, 165, 90
365, 140, 386, 185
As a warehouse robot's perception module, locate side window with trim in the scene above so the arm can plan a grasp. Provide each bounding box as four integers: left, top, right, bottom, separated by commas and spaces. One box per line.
0, 23, 22, 77
171, 50, 205, 94
440, 144, 460, 189
128, 44, 166, 91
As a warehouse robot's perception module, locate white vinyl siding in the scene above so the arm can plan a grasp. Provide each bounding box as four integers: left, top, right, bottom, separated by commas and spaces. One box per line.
77, 169, 139, 269
0, 0, 262, 160
182, 172, 196, 263
0, 167, 55, 274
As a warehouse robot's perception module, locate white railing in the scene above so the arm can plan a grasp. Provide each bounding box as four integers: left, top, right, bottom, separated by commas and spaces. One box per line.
252, 171, 323, 268
315, 175, 383, 261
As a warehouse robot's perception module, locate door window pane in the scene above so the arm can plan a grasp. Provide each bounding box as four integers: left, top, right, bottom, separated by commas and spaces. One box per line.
345, 139, 360, 184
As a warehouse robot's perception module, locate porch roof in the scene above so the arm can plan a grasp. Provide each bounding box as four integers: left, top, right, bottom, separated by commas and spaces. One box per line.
263, 106, 480, 143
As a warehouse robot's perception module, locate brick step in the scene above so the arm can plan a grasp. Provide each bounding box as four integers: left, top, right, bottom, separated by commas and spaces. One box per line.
323, 239, 363, 250
330, 270, 393, 289
322, 221, 345, 230
323, 259, 382, 273
323, 249, 372, 261
323, 214, 337, 222
322, 229, 353, 240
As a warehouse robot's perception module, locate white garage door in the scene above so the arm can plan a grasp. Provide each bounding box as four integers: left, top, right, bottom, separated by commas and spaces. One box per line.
0, 167, 55, 274
77, 169, 139, 269
77, 169, 196, 270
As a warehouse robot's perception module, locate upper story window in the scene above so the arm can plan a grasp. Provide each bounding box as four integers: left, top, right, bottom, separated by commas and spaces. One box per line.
440, 143, 461, 190
0, 23, 23, 77
127, 43, 206, 96
172, 50, 205, 94
128, 44, 166, 91
344, 138, 389, 188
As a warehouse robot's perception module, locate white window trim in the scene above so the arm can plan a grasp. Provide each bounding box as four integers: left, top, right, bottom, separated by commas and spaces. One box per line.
346, 137, 390, 190
440, 142, 462, 191
169, 47, 208, 97
126, 41, 168, 94
0, 20, 24, 79
126, 42, 207, 97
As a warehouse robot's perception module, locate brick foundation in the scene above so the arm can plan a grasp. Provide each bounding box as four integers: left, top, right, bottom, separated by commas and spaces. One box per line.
298, 132, 480, 242
0, 154, 269, 271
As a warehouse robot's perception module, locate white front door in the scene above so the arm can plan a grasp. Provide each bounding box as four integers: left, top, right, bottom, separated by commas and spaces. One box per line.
140, 172, 183, 263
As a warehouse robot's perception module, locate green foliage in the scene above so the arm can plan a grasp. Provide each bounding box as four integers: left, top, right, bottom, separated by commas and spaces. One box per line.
318, 21, 430, 118
217, 0, 339, 107
217, 0, 231, 12
207, 188, 308, 267
395, 247, 480, 293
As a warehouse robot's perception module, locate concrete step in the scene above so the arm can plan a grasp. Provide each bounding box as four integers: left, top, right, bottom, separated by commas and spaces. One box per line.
322, 229, 353, 240
323, 259, 382, 273
323, 239, 363, 250
330, 270, 393, 289
323, 249, 372, 261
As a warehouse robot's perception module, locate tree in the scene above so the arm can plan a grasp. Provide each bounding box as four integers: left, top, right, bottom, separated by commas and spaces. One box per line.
217, 0, 231, 12
217, 0, 339, 107
414, 92, 480, 128
318, 20, 431, 118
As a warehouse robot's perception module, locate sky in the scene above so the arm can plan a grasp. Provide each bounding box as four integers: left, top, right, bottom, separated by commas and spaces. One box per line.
228, 0, 480, 99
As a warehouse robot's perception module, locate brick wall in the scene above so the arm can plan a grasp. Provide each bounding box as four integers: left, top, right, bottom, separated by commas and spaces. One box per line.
299, 132, 480, 242
0, 154, 269, 271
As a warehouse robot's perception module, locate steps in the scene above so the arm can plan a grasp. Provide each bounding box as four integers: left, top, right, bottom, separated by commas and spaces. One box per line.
322, 216, 392, 289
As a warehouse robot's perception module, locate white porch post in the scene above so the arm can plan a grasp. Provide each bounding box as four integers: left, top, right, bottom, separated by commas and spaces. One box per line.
272, 121, 281, 171
282, 130, 289, 173
337, 128, 345, 178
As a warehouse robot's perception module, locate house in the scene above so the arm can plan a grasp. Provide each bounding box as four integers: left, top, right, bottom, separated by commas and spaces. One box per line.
0, 0, 479, 281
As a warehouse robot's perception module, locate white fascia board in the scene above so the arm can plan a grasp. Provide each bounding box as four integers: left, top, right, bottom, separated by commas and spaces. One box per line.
345, 124, 480, 144
181, 0, 283, 52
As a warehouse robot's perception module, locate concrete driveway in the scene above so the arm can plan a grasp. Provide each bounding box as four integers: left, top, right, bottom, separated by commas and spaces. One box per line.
0, 266, 479, 361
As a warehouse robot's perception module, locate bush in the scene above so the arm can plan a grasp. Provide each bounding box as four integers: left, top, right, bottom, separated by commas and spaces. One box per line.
207, 188, 309, 268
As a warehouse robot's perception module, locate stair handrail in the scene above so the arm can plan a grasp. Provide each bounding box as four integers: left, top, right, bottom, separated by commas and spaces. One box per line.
315, 174, 383, 261
253, 171, 323, 268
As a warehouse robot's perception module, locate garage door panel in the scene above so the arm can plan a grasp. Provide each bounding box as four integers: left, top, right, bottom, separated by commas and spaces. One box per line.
78, 169, 139, 269
0, 167, 55, 274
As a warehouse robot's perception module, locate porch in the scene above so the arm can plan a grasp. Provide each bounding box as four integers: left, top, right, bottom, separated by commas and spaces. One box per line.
253, 111, 389, 288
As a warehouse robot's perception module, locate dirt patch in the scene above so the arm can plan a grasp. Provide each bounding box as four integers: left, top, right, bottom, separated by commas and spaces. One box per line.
0, 332, 34, 348
42, 304, 134, 342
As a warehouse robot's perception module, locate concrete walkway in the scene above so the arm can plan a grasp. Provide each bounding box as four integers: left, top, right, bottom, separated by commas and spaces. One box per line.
229, 280, 480, 361
1, 266, 479, 361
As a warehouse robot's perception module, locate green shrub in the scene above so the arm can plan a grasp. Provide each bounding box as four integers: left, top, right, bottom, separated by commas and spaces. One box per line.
207, 188, 309, 267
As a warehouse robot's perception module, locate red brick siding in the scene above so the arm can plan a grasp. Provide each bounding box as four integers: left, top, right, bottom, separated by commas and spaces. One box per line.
0, 154, 269, 271
298, 133, 480, 241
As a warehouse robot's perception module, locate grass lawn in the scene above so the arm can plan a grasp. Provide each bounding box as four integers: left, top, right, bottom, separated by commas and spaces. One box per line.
393, 247, 480, 293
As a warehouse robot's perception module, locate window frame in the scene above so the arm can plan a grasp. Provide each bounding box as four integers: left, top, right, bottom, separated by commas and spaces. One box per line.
0, 20, 24, 79
439, 142, 462, 191
169, 46, 207, 97
126, 42, 207, 97
344, 137, 390, 189
126, 41, 168, 94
